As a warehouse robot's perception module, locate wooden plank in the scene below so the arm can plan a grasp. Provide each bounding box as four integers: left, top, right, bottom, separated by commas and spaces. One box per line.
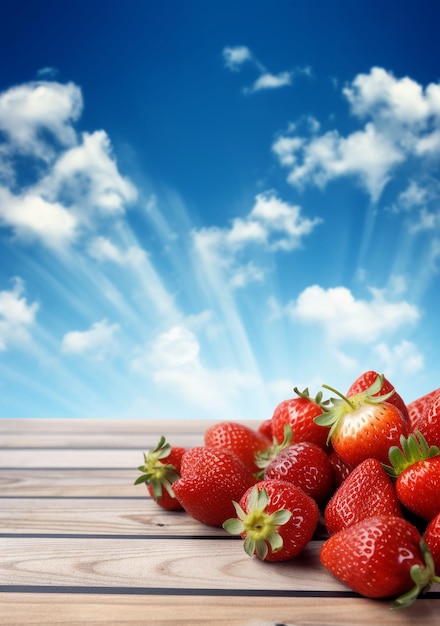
1, 417, 439, 624
0, 417, 257, 463
2, 593, 438, 626
0, 418, 259, 434
0, 536, 339, 591
0, 498, 225, 536
1, 536, 439, 601
0, 469, 137, 497
0, 448, 156, 468
0, 418, 210, 452
0, 499, 328, 540
0, 432, 203, 449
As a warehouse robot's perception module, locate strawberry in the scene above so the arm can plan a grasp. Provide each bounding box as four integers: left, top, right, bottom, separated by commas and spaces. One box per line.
407, 388, 440, 434
320, 515, 440, 607
314, 374, 408, 467
134, 436, 185, 511
384, 431, 440, 521
262, 439, 334, 504
223, 479, 318, 561
324, 457, 402, 535
257, 418, 273, 441
327, 450, 352, 487
424, 512, 440, 574
411, 389, 440, 447
204, 421, 271, 473
270, 387, 330, 450
172, 447, 256, 527
347, 370, 409, 423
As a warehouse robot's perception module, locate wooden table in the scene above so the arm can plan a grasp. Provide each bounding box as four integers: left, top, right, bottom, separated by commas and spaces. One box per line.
1, 418, 439, 625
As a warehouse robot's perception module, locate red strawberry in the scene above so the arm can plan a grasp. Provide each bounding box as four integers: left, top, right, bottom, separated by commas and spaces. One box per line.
384, 431, 440, 521
424, 512, 440, 574
257, 418, 273, 441
223, 479, 318, 561
347, 370, 409, 423
134, 436, 185, 511
324, 457, 402, 535
263, 440, 334, 504
204, 421, 271, 473
270, 387, 330, 450
172, 447, 256, 527
412, 389, 440, 447
314, 374, 408, 467
320, 515, 440, 607
407, 388, 440, 434
328, 450, 352, 487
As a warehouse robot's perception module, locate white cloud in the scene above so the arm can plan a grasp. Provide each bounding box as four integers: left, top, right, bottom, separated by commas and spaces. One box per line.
285, 284, 420, 345
272, 136, 304, 166
223, 217, 267, 250
409, 207, 439, 233
0, 145, 14, 185
184, 309, 221, 339
61, 319, 119, 358
270, 282, 423, 389
273, 67, 440, 201
131, 324, 262, 412
334, 349, 359, 370
229, 262, 264, 289
36, 67, 59, 79
373, 339, 424, 376
394, 180, 429, 211
222, 46, 253, 71
151, 364, 259, 413
88, 236, 147, 266
276, 123, 404, 201
192, 192, 322, 287
192, 192, 321, 289
386, 274, 408, 297
0, 185, 79, 250
0, 80, 138, 252
147, 325, 200, 368
415, 129, 440, 155
250, 192, 322, 250
0, 81, 82, 160
36, 130, 138, 216
247, 71, 293, 93
387, 179, 440, 233
343, 67, 433, 125
0, 277, 39, 351
223, 45, 309, 95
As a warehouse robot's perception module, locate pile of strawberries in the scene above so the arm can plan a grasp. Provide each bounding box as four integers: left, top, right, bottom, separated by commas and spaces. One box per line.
135, 370, 440, 609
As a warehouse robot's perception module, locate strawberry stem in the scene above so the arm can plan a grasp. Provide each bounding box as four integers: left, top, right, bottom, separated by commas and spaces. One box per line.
321, 384, 356, 410
392, 539, 440, 609
254, 423, 293, 477
223, 486, 292, 560
134, 436, 180, 500
293, 386, 330, 410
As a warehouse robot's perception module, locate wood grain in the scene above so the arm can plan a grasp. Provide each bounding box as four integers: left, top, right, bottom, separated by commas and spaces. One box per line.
0, 469, 136, 497
1, 418, 439, 625
3, 593, 439, 626
0, 537, 334, 590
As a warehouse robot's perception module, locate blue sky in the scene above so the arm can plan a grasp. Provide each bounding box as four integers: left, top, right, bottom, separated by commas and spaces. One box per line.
1, 0, 440, 419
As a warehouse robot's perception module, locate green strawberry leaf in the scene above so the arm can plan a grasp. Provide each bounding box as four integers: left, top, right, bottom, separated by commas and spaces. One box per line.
222, 486, 292, 560
384, 431, 440, 477
134, 436, 180, 500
